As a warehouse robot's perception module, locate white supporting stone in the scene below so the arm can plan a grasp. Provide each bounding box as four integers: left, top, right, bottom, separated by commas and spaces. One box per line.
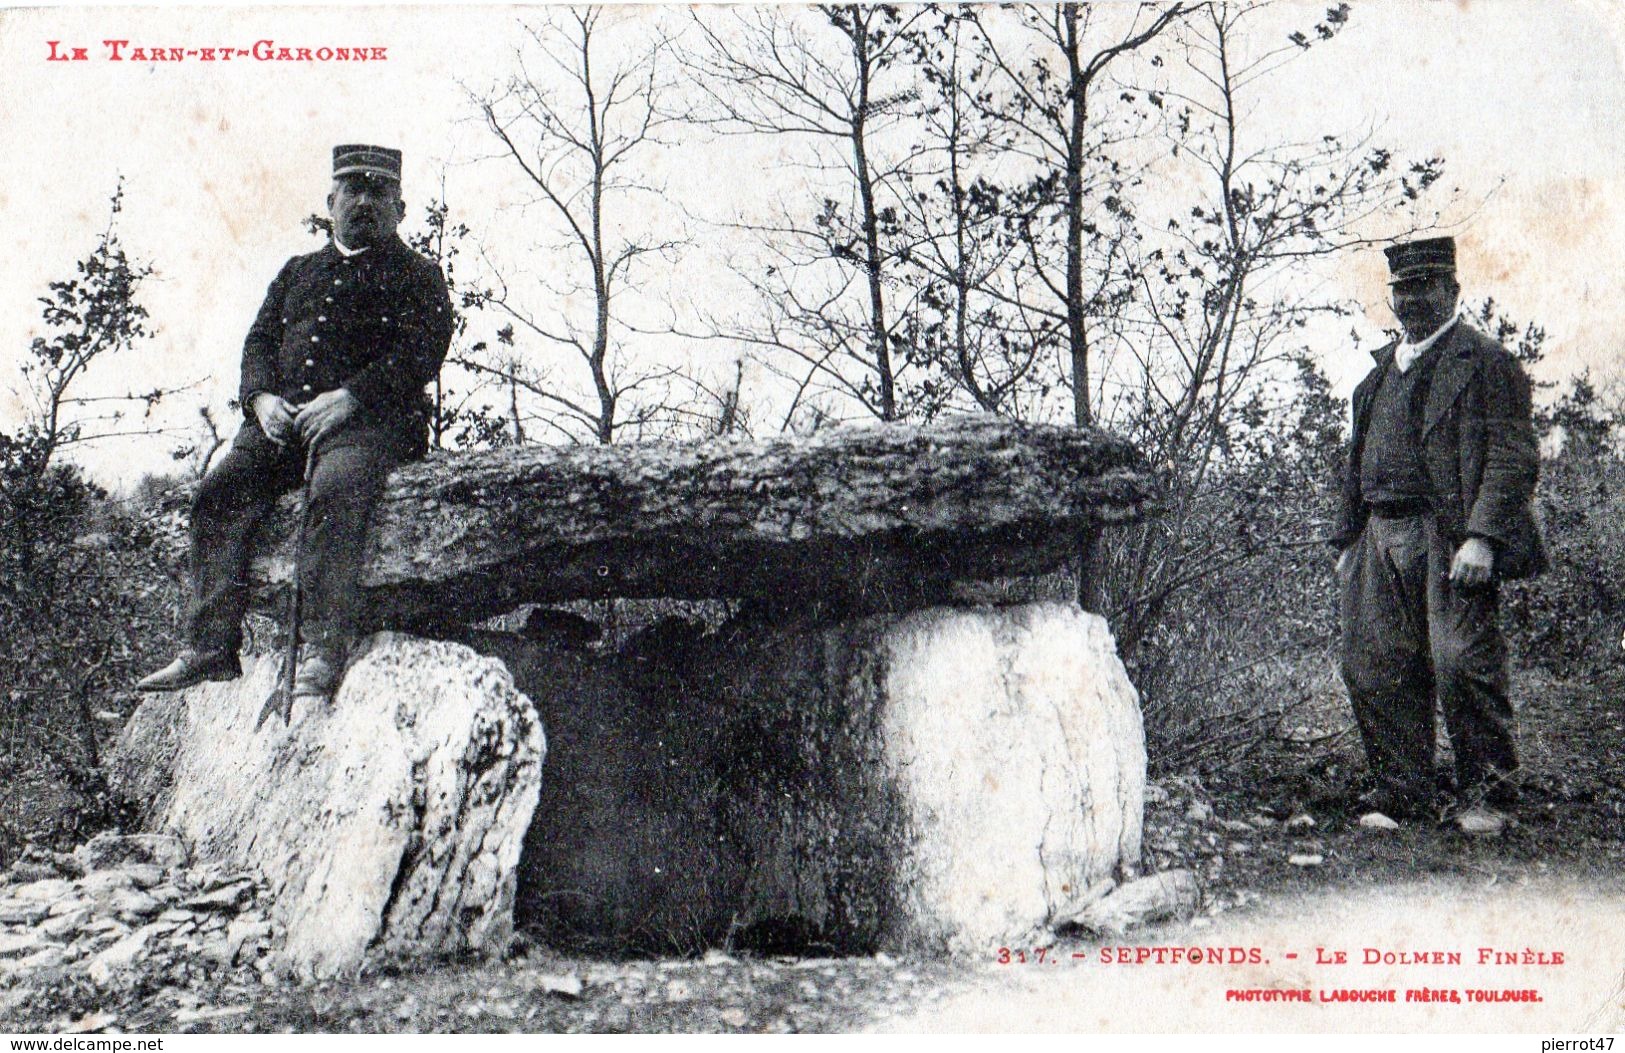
504, 600, 1146, 956
875, 602, 1146, 953
111, 633, 544, 978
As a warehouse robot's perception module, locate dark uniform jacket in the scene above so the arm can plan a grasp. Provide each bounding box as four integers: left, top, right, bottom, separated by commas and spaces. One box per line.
1333, 320, 1548, 581
239, 235, 453, 453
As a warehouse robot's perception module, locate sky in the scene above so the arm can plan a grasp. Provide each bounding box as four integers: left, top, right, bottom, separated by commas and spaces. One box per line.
1, 1, 1622, 484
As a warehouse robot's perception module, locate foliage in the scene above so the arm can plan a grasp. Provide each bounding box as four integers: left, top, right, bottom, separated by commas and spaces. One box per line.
1504, 450, 1625, 675
21, 180, 167, 471
0, 180, 189, 859
404, 196, 523, 451
1125, 353, 1347, 766
893, 4, 1132, 424
0, 429, 185, 861
1479, 298, 1625, 675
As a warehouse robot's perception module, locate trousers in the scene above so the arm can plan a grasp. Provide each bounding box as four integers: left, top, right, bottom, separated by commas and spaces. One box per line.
187, 422, 412, 655
1337, 513, 1519, 806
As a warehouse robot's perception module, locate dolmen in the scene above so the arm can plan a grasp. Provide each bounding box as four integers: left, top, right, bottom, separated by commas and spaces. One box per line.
112, 415, 1157, 976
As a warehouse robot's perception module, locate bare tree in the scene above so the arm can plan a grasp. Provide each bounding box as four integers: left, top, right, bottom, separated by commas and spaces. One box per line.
970, 2, 1188, 429
683, 5, 932, 425
474, 8, 685, 444
892, 8, 1021, 416
890, 6, 1082, 420
1097, 0, 1450, 655
169, 405, 226, 481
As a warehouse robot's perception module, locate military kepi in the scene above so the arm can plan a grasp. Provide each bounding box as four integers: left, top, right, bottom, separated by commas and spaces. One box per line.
1384, 236, 1455, 285
332, 144, 402, 183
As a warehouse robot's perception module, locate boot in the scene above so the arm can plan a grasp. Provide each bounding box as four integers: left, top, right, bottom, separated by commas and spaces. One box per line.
135, 648, 241, 692
1453, 803, 1508, 837
292, 644, 344, 707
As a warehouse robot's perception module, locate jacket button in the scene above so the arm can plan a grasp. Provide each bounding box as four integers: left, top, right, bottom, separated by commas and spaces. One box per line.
304, 359, 315, 367
311, 336, 320, 343
325, 296, 333, 304
381, 316, 389, 323
318, 315, 327, 322
333, 279, 342, 286
302, 384, 312, 393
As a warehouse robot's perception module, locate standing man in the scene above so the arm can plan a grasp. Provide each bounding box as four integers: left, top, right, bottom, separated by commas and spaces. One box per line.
137, 144, 453, 707
1332, 236, 1546, 837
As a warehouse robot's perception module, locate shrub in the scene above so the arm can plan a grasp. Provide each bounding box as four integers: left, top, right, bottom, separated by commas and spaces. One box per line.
0, 431, 184, 863
1503, 450, 1625, 675
1099, 356, 1346, 771
1126, 376, 1623, 772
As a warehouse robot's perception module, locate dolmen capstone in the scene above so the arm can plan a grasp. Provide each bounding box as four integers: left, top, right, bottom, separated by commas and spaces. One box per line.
113, 415, 1157, 972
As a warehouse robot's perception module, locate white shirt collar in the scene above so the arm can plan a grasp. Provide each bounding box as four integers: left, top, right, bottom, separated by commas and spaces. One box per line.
333, 239, 369, 258
1394, 306, 1460, 373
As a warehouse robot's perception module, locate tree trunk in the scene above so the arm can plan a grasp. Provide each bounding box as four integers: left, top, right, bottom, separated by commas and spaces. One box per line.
1063, 4, 1093, 429
850, 15, 896, 421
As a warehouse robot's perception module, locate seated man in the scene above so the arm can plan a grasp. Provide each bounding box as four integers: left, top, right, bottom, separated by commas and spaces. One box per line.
138, 144, 453, 706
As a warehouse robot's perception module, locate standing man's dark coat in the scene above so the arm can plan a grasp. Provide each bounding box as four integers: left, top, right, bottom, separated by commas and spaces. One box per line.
1332, 236, 1545, 835
1334, 323, 1547, 581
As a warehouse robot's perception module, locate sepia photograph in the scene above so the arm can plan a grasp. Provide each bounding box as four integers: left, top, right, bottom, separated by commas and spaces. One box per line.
0, 0, 1621, 1037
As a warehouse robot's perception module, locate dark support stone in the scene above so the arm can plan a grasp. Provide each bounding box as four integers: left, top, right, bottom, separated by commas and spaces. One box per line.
460, 596, 1146, 957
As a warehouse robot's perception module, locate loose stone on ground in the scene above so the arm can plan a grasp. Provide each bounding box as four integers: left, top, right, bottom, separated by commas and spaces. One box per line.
0, 833, 282, 1025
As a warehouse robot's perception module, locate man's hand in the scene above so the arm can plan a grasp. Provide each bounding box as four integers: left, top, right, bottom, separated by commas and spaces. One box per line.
1450, 537, 1496, 588
252, 393, 298, 446
294, 388, 359, 446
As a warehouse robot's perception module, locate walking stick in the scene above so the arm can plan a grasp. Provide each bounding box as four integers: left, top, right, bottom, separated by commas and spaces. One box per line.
256, 445, 317, 729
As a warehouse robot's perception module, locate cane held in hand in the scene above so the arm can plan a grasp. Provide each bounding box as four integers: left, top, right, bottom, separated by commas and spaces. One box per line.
256, 447, 316, 729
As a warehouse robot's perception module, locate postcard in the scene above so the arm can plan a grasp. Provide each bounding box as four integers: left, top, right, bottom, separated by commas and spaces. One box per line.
0, 1, 1620, 1039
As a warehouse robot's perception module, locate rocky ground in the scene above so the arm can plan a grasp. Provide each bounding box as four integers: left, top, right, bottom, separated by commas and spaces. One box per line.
0, 833, 280, 1032
1, 667, 1619, 1034
1140, 666, 1625, 898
